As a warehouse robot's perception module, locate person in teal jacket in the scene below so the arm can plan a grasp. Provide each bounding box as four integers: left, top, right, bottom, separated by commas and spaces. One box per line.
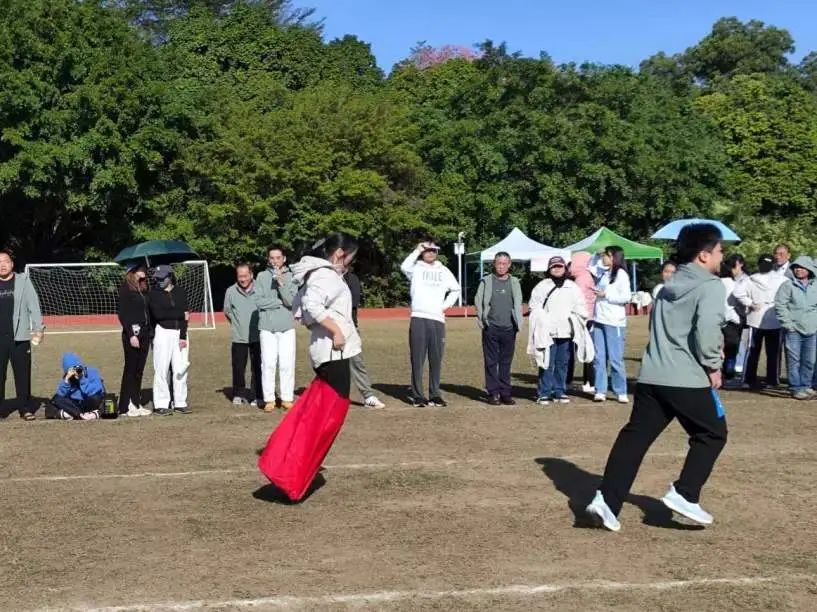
774, 256, 817, 398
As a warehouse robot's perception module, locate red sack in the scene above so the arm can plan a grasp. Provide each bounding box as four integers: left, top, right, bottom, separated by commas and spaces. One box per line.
257, 376, 350, 501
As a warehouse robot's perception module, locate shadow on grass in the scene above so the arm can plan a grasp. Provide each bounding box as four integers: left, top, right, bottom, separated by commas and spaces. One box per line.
535, 457, 704, 531
252, 473, 327, 505
0, 396, 49, 419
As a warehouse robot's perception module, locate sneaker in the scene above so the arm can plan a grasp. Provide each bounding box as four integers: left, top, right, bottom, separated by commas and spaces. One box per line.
410, 396, 428, 407
250, 400, 259, 408
174, 405, 192, 414
279, 401, 294, 411
136, 406, 152, 416
554, 395, 571, 404
428, 397, 448, 407
536, 396, 551, 405
232, 397, 246, 406
593, 393, 607, 403
793, 390, 812, 400
617, 394, 630, 404
364, 396, 386, 409
661, 484, 713, 525
486, 395, 502, 406
153, 407, 174, 416
79, 410, 100, 420
500, 396, 516, 406
585, 491, 621, 532
582, 383, 596, 394
125, 406, 145, 417
263, 402, 276, 413
59, 410, 73, 420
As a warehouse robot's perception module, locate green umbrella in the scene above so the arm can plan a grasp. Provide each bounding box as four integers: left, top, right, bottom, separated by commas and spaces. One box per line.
114, 240, 199, 267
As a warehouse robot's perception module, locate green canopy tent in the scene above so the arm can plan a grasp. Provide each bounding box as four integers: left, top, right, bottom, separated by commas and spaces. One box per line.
563, 227, 664, 292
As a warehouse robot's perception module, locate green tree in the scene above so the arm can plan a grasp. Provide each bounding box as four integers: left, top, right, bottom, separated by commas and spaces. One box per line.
0, 0, 175, 261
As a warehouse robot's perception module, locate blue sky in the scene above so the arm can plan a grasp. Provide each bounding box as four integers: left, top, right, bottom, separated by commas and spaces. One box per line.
304, 0, 817, 71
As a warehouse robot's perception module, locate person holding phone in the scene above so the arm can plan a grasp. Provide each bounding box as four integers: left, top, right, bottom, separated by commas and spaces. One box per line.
589, 246, 631, 403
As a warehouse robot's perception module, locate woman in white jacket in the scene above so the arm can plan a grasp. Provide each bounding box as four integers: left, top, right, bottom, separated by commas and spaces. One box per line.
589, 246, 631, 403
733, 254, 785, 388
529, 256, 588, 404
291, 234, 362, 398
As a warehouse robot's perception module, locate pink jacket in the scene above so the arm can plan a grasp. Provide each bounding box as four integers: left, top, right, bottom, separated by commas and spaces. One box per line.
570, 251, 597, 320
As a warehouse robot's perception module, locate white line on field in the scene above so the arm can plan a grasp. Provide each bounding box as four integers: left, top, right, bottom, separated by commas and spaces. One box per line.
4, 449, 813, 483
39, 574, 817, 611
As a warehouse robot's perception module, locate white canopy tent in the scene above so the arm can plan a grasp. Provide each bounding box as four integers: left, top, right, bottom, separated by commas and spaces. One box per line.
474, 227, 570, 267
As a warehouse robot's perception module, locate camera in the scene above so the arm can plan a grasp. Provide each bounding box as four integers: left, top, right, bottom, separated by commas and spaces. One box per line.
72, 366, 85, 379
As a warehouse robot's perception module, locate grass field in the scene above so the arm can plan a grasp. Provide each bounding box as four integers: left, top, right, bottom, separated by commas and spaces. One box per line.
2, 317, 817, 611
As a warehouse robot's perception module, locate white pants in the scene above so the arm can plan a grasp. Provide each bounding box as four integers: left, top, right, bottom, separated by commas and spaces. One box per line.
735, 327, 751, 376
260, 328, 296, 402
153, 325, 189, 409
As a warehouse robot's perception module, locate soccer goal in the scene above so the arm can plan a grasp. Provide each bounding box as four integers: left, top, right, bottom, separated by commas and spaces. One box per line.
24, 261, 216, 334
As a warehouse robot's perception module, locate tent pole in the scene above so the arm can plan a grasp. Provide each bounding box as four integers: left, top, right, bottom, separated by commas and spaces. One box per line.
631, 261, 637, 293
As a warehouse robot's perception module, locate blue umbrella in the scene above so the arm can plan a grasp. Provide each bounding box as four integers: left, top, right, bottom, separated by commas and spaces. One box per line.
651, 218, 741, 242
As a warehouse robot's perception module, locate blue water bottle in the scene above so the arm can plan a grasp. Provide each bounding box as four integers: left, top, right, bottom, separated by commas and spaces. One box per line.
711, 389, 725, 418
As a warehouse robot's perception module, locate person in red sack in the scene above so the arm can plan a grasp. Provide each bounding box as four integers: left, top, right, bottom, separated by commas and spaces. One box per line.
257, 234, 362, 501
291, 233, 362, 393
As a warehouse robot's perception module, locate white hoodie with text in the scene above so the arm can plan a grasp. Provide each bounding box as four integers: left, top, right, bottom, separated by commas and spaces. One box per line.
400, 248, 461, 323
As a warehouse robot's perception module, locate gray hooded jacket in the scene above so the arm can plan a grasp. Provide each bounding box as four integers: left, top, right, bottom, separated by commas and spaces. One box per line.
638, 263, 725, 388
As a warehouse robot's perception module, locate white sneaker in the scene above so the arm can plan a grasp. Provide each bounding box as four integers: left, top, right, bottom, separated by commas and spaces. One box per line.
364, 396, 386, 409
586, 491, 621, 532
593, 393, 607, 402
617, 394, 630, 404
661, 484, 713, 525
136, 406, 152, 416
582, 383, 596, 394
232, 397, 246, 406
250, 400, 259, 408
536, 396, 551, 405
554, 395, 571, 404
125, 406, 143, 417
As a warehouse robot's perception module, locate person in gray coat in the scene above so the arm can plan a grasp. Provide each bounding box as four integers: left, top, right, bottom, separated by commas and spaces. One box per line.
475, 252, 523, 405
0, 249, 44, 421
774, 256, 817, 399
224, 263, 263, 407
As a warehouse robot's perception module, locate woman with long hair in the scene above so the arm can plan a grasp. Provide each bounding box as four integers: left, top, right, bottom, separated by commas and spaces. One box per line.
590, 246, 631, 403
117, 264, 152, 417
291, 233, 362, 397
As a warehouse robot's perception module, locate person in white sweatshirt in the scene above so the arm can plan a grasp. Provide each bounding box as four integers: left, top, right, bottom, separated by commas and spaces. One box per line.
400, 240, 461, 407
733, 254, 786, 388
589, 246, 632, 403
291, 234, 362, 398
528, 256, 588, 404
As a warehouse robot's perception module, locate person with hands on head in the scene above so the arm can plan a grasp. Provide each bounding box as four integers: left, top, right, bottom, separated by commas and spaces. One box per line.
400, 239, 461, 407
0, 248, 44, 421
586, 223, 728, 532
117, 264, 152, 417
774, 256, 817, 399
149, 265, 190, 416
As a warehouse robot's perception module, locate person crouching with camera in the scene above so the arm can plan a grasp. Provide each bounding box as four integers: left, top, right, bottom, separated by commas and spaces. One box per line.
45, 353, 106, 420
149, 265, 190, 415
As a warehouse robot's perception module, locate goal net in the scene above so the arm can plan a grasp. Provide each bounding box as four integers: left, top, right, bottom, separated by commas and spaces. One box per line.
24, 261, 216, 334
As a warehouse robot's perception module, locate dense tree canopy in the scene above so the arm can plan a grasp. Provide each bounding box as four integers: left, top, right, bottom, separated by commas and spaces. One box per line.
2, 3, 817, 303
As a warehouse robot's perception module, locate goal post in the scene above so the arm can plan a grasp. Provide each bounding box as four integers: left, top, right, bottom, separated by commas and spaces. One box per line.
24, 261, 216, 334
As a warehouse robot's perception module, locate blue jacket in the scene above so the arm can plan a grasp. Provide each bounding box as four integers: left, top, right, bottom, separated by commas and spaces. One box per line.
56, 353, 105, 401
